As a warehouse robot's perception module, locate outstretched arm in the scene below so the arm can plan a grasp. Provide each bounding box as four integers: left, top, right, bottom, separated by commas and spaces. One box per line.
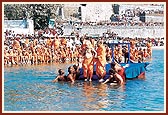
102, 75, 113, 84
52, 76, 59, 83
102, 79, 109, 84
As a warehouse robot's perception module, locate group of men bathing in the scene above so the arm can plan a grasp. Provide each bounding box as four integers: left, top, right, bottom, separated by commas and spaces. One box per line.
52, 38, 151, 85
52, 40, 127, 85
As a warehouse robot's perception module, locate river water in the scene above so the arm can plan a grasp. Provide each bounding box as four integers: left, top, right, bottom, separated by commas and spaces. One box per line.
3, 49, 165, 112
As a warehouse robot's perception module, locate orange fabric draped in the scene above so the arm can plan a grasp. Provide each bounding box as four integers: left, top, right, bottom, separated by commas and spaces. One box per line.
81, 44, 87, 50
147, 42, 152, 48
146, 42, 152, 55
82, 57, 94, 78
25, 38, 29, 45
82, 43, 94, 79
61, 38, 67, 46
47, 39, 52, 47
61, 50, 66, 58
53, 39, 60, 49
96, 44, 106, 78
13, 40, 20, 49
143, 51, 148, 58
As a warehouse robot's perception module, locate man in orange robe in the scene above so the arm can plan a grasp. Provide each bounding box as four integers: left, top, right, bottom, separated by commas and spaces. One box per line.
96, 41, 106, 82
52, 36, 60, 50
82, 40, 96, 81
61, 37, 67, 47
146, 40, 152, 58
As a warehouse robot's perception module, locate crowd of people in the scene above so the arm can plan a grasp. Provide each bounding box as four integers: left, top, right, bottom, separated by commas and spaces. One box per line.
51, 39, 151, 85
4, 28, 156, 65
68, 5, 164, 28
4, 28, 156, 85
71, 21, 164, 28
52, 40, 126, 85
50, 34, 153, 85
102, 31, 164, 47
3, 4, 164, 86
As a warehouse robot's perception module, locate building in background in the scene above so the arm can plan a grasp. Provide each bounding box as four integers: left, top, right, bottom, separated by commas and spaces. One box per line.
80, 4, 113, 22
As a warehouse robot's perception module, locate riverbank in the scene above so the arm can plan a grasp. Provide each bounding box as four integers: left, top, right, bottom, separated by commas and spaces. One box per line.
64, 25, 164, 38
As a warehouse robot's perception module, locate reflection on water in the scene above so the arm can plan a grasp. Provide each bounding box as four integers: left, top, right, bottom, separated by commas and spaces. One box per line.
80, 82, 127, 111
83, 82, 96, 102
82, 82, 109, 110
4, 50, 164, 111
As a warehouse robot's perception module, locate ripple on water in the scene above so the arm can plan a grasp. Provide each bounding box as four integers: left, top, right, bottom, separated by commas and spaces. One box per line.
4, 50, 164, 111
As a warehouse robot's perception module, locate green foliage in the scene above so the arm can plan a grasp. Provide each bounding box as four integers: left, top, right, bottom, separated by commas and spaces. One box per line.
4, 4, 61, 29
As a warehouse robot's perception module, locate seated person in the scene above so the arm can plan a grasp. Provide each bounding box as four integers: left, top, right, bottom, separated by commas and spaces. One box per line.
102, 68, 124, 85
52, 69, 66, 82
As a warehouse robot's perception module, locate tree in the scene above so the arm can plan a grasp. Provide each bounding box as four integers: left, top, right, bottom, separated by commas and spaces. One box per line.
4, 4, 60, 29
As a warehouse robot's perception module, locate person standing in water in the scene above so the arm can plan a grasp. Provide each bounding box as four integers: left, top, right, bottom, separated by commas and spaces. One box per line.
95, 40, 107, 82
82, 39, 97, 81
146, 40, 152, 58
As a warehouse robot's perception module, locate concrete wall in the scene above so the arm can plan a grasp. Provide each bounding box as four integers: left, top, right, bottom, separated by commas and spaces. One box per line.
4, 20, 34, 35
64, 26, 164, 38
81, 4, 113, 22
